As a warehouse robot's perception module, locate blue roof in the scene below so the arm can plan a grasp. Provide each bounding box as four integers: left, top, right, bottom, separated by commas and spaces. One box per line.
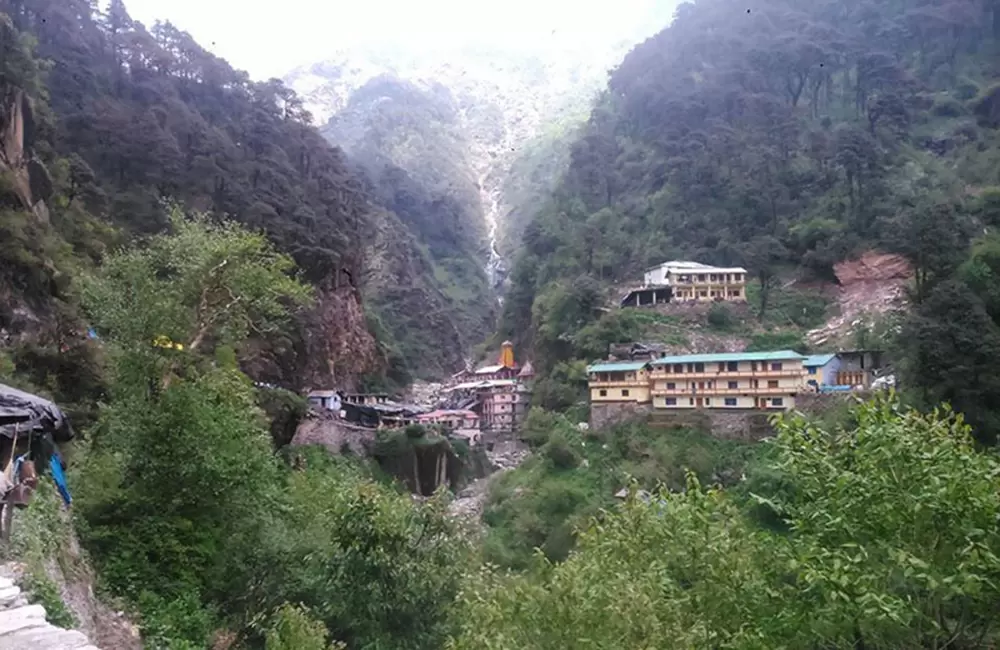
650, 350, 804, 365
587, 361, 651, 373
803, 353, 837, 367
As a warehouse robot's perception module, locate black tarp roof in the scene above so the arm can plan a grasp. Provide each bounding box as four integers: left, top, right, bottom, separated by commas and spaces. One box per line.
0, 382, 74, 441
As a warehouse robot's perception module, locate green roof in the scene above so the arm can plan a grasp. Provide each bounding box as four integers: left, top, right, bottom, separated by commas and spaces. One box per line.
587, 361, 651, 373
803, 353, 837, 367
651, 350, 804, 365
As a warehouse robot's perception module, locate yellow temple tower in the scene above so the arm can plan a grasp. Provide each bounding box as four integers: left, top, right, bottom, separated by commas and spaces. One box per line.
499, 340, 515, 368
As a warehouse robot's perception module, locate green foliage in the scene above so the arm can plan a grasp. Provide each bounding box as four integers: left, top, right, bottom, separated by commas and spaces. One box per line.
21, 571, 76, 629
482, 411, 757, 570
746, 330, 808, 354
250, 466, 471, 650
80, 207, 312, 357
256, 386, 309, 449
453, 395, 1000, 648
706, 303, 735, 331
71, 217, 467, 649
264, 603, 345, 650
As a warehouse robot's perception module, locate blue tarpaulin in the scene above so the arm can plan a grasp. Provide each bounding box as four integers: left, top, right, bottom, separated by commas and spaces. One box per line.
49, 452, 71, 507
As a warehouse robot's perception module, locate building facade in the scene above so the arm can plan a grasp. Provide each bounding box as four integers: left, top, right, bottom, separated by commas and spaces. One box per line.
647, 350, 805, 410
803, 354, 840, 389
643, 261, 748, 302
586, 361, 653, 404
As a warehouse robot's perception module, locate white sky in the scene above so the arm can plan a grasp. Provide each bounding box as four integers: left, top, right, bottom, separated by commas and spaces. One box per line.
121, 0, 673, 80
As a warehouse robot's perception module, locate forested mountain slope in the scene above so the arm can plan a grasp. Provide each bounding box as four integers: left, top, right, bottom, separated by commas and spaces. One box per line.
0, 0, 493, 389
325, 75, 497, 374
503, 0, 1000, 438
284, 12, 678, 296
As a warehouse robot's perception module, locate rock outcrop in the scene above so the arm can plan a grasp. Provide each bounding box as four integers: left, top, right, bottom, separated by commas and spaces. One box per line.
0, 86, 53, 222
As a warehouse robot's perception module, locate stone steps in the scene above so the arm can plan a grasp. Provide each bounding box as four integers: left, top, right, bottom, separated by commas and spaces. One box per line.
0, 577, 100, 649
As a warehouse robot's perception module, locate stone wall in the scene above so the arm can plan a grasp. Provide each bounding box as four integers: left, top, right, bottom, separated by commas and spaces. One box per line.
290, 409, 377, 455
590, 401, 654, 430
647, 409, 776, 442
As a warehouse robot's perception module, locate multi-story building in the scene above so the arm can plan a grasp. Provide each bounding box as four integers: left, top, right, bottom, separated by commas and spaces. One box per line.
647, 350, 805, 410
445, 343, 534, 433
586, 361, 653, 404
646, 261, 748, 302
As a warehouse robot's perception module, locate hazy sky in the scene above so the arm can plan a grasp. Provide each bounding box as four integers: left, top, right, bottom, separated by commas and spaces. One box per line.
121, 0, 672, 80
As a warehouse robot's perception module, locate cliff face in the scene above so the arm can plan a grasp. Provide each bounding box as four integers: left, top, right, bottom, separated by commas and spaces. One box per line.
0, 87, 52, 222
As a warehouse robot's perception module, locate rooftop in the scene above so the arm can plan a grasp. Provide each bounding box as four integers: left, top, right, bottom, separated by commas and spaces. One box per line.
587, 361, 652, 373
650, 350, 804, 365
803, 353, 837, 367
418, 409, 478, 419
646, 260, 748, 273
475, 364, 506, 374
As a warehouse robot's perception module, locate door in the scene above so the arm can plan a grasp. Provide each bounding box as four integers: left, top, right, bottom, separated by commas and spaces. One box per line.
695, 397, 703, 407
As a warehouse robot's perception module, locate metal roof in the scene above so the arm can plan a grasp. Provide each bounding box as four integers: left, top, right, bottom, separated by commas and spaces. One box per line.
803, 354, 837, 367
587, 361, 651, 373
650, 350, 804, 365
646, 260, 748, 274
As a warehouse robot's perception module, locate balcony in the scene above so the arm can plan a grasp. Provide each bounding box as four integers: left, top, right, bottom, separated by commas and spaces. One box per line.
589, 380, 648, 388
650, 369, 805, 381
651, 386, 800, 397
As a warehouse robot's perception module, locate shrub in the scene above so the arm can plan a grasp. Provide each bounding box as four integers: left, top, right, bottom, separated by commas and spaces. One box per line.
542, 432, 582, 470
706, 303, 734, 330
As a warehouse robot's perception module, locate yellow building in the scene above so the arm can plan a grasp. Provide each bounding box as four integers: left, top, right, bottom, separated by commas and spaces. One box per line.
586, 361, 653, 403
648, 350, 805, 410
644, 261, 748, 303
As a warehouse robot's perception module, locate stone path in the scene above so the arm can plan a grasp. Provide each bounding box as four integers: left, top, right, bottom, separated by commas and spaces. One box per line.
0, 577, 99, 649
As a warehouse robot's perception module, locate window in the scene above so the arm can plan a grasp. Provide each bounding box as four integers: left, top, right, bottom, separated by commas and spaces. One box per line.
674, 364, 684, 373
689, 398, 694, 405
772, 398, 784, 407
728, 381, 738, 389
661, 365, 670, 374
622, 389, 630, 397
768, 380, 779, 388
665, 398, 677, 406
771, 362, 783, 371
698, 274, 706, 281
705, 398, 711, 405
598, 389, 607, 397
724, 398, 737, 406
666, 382, 676, 390
717, 362, 725, 372
727, 361, 739, 371
808, 367, 817, 375
694, 363, 705, 372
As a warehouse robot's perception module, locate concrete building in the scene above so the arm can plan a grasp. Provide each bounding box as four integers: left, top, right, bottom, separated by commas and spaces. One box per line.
586, 361, 653, 404
477, 380, 521, 432
342, 393, 390, 406
649, 261, 748, 302
647, 350, 804, 410
803, 354, 840, 390
306, 390, 342, 412
621, 260, 749, 307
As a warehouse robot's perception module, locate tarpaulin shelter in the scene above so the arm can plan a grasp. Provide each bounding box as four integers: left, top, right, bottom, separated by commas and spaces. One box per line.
0, 382, 74, 442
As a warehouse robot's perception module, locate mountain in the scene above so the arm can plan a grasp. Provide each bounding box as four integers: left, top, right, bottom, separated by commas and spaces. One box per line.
285, 5, 679, 298
0, 0, 471, 395
500, 0, 1000, 429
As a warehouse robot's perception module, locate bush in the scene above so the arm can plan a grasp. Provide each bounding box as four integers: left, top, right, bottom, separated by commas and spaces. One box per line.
706, 303, 735, 330
542, 432, 582, 470
265, 603, 344, 650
